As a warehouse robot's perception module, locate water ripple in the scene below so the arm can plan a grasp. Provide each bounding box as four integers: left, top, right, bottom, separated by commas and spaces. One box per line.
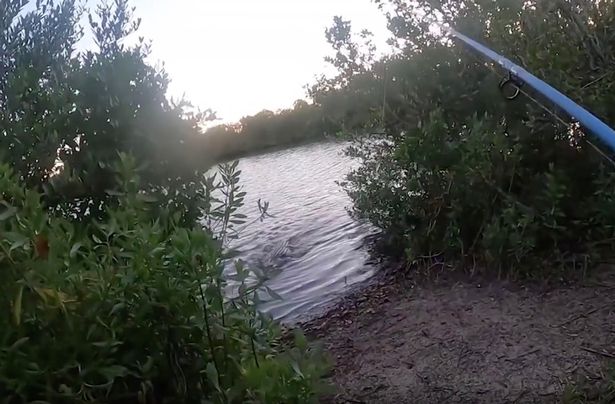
225, 141, 376, 323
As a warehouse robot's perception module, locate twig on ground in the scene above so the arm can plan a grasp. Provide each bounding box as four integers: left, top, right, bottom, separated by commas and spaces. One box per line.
512, 389, 529, 403
554, 306, 603, 328
507, 348, 541, 362
580, 346, 615, 360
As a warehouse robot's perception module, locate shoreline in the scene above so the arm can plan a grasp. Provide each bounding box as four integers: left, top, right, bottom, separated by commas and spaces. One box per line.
298, 264, 615, 403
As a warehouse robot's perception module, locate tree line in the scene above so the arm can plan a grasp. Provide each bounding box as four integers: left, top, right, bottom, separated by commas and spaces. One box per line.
201, 100, 337, 162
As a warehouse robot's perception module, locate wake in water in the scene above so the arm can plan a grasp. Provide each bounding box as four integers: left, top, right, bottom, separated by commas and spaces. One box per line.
225, 141, 377, 322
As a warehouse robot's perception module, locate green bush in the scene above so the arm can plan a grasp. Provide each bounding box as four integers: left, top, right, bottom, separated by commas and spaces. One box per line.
0, 156, 327, 403
1, 2, 327, 401
323, 0, 615, 276
1, 0, 211, 224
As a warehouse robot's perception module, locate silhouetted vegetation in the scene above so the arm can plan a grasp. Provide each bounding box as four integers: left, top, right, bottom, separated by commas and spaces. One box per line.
197, 16, 381, 162
201, 101, 336, 162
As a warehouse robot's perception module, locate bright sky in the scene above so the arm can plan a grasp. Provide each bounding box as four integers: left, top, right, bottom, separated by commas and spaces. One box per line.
126, 0, 391, 122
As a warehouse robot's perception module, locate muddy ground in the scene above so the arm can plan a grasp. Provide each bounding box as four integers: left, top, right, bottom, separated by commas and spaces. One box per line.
301, 267, 615, 403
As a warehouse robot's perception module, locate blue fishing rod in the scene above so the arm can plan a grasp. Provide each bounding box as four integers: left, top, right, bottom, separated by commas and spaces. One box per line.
443, 26, 615, 154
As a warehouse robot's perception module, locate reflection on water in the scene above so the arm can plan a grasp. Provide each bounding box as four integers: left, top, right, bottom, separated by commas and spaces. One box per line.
227, 141, 376, 323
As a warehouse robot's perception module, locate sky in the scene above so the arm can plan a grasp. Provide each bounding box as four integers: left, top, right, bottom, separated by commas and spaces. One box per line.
123, 0, 391, 123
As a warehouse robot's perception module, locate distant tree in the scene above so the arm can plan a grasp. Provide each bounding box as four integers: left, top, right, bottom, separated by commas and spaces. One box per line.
293, 99, 309, 110
200, 102, 330, 161
323, 16, 375, 86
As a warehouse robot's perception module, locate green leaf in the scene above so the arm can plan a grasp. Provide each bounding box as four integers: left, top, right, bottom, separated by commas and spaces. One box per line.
5, 232, 29, 252
92, 340, 122, 348
99, 365, 128, 380
291, 361, 304, 379
69, 242, 82, 258
110, 302, 125, 315
205, 362, 220, 391
13, 285, 23, 326
140, 356, 155, 373
0, 205, 17, 221
9, 337, 29, 351
265, 286, 283, 301
105, 189, 124, 196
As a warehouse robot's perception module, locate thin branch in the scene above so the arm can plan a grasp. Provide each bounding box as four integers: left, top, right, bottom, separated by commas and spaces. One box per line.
580, 346, 615, 360
554, 306, 602, 328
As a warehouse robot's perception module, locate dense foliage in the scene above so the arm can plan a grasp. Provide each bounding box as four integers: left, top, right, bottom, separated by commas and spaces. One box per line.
1, 0, 210, 223
1, 1, 326, 402
318, 0, 615, 276
0, 158, 327, 402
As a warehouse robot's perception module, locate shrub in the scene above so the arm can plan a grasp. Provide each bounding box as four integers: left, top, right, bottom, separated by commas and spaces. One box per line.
0, 156, 328, 403
1, 0, 211, 224
329, 0, 615, 276
0, 1, 328, 402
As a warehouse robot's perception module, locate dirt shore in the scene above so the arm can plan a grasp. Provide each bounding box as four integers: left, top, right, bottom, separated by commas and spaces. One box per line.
301, 266, 615, 403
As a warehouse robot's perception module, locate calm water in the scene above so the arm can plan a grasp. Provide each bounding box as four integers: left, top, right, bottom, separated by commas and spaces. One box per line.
228, 141, 376, 322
